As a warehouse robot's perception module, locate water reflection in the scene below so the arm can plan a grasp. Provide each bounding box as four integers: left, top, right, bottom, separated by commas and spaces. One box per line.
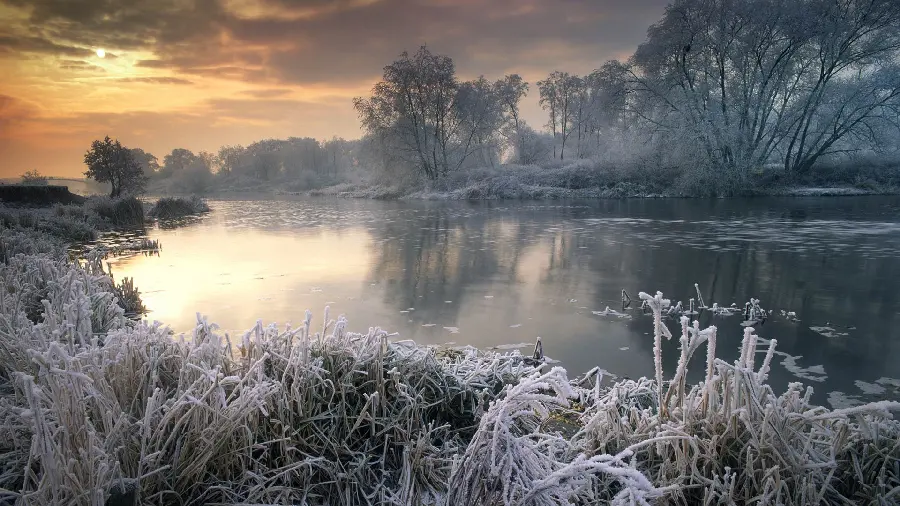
109, 196, 900, 407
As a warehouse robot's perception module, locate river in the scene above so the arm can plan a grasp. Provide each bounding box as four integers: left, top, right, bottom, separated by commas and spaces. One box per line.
103, 195, 900, 408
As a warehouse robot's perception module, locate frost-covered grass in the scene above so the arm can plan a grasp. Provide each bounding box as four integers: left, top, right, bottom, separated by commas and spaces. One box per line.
86, 196, 146, 228
1, 232, 898, 504
147, 196, 210, 219
310, 157, 900, 200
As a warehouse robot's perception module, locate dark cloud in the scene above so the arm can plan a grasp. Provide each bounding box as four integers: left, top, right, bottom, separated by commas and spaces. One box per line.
0, 34, 95, 57
58, 59, 106, 71
0, 0, 668, 86
115, 76, 194, 85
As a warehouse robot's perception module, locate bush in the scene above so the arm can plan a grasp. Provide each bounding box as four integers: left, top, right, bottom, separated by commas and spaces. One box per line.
87, 196, 146, 227
20, 170, 48, 186
148, 196, 210, 219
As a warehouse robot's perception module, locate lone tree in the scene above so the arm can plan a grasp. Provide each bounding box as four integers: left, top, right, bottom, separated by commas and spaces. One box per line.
84, 136, 147, 197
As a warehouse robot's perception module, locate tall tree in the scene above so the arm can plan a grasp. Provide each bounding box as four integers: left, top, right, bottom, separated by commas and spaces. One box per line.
84, 136, 147, 197
354, 46, 504, 180
538, 72, 582, 159
494, 74, 530, 162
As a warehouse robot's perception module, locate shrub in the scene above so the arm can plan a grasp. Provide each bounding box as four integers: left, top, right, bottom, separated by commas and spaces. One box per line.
20, 170, 48, 186
148, 196, 210, 219
87, 196, 146, 227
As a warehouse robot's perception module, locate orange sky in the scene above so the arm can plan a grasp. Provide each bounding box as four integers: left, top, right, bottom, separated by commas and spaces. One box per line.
0, 0, 667, 178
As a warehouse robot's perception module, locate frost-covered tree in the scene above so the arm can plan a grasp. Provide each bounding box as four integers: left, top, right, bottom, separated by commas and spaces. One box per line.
627, 0, 900, 180
83, 136, 147, 197
538, 72, 582, 160
494, 74, 530, 162
354, 46, 507, 180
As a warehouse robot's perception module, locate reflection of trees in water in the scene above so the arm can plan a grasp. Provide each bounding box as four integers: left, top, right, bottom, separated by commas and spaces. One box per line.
366, 209, 542, 324
363, 200, 900, 399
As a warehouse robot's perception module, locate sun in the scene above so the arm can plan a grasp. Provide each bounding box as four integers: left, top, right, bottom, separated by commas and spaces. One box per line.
96, 48, 105, 58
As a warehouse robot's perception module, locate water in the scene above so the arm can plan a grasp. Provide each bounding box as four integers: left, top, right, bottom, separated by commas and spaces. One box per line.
104, 196, 900, 408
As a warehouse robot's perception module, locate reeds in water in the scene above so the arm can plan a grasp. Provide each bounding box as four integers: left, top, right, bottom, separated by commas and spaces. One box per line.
0, 240, 898, 505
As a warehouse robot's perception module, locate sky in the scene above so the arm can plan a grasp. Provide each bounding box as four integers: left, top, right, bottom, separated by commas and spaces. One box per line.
0, 0, 669, 178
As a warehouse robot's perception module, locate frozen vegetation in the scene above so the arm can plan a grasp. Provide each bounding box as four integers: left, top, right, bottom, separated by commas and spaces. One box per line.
0, 226, 899, 505
147, 196, 210, 220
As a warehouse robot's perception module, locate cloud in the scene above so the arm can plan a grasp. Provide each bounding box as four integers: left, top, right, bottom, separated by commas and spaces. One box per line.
240, 88, 294, 98
58, 59, 106, 71
115, 76, 194, 85
2, 0, 667, 86
0, 0, 671, 177
0, 34, 95, 57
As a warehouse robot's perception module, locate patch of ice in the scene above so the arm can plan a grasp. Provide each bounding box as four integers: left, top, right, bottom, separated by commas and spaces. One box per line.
422, 323, 436, 327
876, 377, 900, 389
443, 327, 459, 334
484, 295, 494, 299
810, 326, 850, 338
619, 346, 630, 351
828, 391, 864, 409
490, 342, 534, 350
591, 307, 631, 319
855, 380, 887, 396
510, 324, 522, 328
781, 354, 827, 382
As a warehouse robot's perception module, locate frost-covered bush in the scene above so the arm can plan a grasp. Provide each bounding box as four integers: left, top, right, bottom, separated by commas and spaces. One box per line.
87, 196, 146, 227
148, 196, 210, 219
0, 206, 96, 242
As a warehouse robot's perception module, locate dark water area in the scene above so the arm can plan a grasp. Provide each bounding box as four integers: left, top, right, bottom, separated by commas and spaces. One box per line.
105, 195, 900, 408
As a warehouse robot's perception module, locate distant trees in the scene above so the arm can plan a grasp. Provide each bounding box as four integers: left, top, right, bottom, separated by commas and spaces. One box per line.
84, 136, 147, 197
538, 72, 582, 160
354, 46, 528, 180
20, 170, 48, 186
129, 148, 160, 178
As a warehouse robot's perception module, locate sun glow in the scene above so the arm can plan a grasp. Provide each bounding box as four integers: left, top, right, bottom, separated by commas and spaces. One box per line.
96, 49, 105, 58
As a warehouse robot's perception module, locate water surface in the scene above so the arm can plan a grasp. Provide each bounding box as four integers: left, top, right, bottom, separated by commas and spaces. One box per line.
105, 196, 900, 407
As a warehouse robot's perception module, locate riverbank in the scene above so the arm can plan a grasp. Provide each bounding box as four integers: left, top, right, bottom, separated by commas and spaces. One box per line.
1, 211, 899, 504
306, 182, 898, 200
301, 161, 900, 200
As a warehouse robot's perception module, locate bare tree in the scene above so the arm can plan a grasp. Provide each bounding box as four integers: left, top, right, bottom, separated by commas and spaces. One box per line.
538, 72, 582, 160
627, 0, 900, 180
355, 46, 506, 180
494, 74, 530, 162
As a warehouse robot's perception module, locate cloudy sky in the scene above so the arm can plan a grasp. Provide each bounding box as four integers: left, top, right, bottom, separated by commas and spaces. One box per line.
0, 0, 668, 177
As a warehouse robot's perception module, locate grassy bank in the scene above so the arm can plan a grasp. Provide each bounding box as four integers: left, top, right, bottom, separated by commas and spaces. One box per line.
307, 159, 900, 200
0, 222, 898, 504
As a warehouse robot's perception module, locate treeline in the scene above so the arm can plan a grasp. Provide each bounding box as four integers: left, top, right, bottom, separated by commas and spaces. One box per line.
83, 0, 900, 197
128, 137, 363, 194
353, 0, 900, 194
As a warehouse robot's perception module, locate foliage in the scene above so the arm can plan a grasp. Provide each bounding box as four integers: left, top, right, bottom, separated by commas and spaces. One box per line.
0, 206, 96, 242
19, 170, 48, 186
148, 196, 210, 219
86, 196, 146, 227
83, 136, 148, 197
354, 46, 524, 180
1, 232, 898, 504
